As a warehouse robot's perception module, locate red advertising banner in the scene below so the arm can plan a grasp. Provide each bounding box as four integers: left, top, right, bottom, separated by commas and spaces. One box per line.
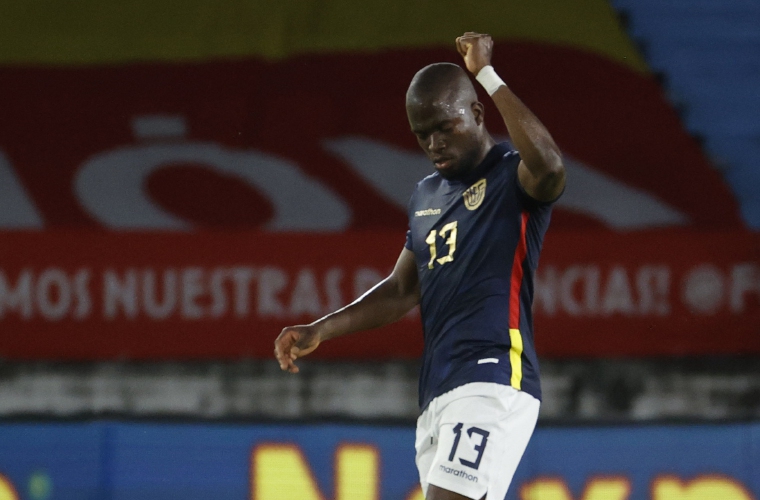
0, 231, 758, 359
0, 44, 742, 234
1, 37, 755, 360
535, 230, 760, 357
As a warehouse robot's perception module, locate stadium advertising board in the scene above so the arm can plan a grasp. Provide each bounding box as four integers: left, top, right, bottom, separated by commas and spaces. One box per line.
1, 2, 756, 360
1, 231, 759, 359
0, 423, 758, 499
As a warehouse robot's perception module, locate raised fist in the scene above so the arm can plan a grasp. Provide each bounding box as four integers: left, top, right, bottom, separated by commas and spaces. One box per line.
456, 32, 494, 76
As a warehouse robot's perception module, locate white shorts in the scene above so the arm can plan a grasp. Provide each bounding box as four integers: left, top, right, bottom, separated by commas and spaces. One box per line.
415, 382, 540, 500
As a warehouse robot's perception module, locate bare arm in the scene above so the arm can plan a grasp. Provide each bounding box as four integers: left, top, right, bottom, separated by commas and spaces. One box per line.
457, 33, 566, 202
274, 247, 420, 373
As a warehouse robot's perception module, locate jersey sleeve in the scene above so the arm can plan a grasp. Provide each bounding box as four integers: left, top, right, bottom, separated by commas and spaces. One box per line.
405, 185, 419, 251
510, 150, 564, 211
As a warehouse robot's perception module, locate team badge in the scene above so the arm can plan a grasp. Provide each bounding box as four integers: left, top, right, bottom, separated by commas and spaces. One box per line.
463, 178, 487, 211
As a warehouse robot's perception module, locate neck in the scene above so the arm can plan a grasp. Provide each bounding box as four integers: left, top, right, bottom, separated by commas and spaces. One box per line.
447, 135, 498, 182
469, 133, 497, 172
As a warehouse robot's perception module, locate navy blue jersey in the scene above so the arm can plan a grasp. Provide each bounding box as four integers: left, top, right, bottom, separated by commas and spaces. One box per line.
405, 143, 557, 410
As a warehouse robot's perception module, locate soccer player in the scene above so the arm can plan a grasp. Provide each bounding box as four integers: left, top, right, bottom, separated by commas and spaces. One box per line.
274, 32, 565, 500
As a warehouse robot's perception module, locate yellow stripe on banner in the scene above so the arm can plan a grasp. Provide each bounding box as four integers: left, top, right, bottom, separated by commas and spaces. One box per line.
509, 328, 524, 390
0, 0, 647, 71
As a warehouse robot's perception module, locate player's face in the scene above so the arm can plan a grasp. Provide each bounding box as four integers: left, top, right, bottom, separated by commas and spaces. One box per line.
407, 99, 484, 180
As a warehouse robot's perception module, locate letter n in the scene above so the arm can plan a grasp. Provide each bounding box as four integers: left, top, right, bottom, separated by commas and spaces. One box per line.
251, 443, 378, 500
0, 474, 19, 500
653, 475, 753, 500
522, 477, 631, 500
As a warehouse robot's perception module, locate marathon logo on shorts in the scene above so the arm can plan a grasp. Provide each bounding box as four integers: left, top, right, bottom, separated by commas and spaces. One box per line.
439, 464, 478, 482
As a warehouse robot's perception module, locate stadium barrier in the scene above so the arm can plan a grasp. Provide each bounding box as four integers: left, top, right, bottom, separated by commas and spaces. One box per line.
0, 422, 757, 499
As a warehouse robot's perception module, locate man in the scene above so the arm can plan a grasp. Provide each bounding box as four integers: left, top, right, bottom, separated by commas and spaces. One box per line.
275, 32, 565, 500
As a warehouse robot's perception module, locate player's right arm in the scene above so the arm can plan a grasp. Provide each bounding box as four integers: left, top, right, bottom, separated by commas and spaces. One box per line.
274, 247, 419, 373
457, 32, 565, 203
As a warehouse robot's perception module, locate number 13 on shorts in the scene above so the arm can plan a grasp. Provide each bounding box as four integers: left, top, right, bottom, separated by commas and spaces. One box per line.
415, 386, 540, 499
448, 423, 490, 469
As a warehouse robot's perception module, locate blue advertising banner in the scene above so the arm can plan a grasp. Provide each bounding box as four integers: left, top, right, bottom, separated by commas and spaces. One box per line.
0, 422, 758, 500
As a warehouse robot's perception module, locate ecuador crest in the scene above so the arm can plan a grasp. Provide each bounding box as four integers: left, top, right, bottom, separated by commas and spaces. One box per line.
463, 178, 487, 210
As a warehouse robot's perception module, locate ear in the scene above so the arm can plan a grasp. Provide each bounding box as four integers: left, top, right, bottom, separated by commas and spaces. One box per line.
471, 101, 485, 126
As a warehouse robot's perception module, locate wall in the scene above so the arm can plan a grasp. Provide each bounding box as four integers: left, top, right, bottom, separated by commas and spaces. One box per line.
0, 422, 758, 499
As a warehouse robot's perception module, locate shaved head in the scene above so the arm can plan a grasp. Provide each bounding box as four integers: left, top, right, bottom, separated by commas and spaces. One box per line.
406, 63, 478, 108
405, 63, 493, 179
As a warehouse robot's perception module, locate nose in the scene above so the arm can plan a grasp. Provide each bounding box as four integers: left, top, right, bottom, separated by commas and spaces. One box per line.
426, 132, 445, 152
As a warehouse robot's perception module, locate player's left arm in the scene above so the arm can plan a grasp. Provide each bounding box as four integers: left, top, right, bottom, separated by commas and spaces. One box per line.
457, 32, 566, 202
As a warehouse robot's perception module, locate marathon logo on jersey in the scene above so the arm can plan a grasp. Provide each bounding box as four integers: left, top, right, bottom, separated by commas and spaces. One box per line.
439, 464, 479, 482
463, 178, 487, 210
415, 208, 442, 217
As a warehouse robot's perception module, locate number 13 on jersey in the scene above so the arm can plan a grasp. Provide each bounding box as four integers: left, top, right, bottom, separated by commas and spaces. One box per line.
425, 221, 458, 269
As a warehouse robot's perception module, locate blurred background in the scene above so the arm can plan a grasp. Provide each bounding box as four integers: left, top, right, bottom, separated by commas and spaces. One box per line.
0, 0, 759, 498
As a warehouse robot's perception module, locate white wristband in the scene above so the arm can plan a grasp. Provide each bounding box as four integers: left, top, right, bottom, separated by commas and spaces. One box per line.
475, 65, 505, 96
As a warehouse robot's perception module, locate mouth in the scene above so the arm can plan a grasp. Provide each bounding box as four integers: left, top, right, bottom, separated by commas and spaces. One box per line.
432, 157, 455, 171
